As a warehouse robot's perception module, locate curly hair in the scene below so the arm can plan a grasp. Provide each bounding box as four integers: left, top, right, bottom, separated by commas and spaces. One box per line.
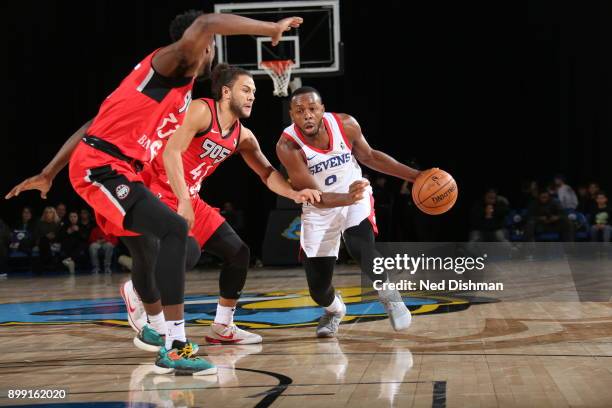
169, 10, 204, 42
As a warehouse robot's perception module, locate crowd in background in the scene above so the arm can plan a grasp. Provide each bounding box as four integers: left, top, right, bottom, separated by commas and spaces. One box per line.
1, 174, 608, 275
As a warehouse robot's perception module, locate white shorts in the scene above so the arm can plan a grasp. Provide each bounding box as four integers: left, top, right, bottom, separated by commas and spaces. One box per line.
300, 191, 378, 258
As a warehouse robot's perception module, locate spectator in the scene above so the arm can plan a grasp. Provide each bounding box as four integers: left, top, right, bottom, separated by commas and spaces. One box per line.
79, 208, 95, 240
576, 184, 592, 215
221, 202, 245, 235
553, 175, 578, 210
59, 211, 87, 274
88, 226, 117, 274
469, 189, 509, 242
55, 203, 67, 226
588, 182, 601, 200
9, 207, 36, 254
518, 180, 539, 209
0, 218, 10, 273
524, 191, 572, 241
590, 192, 612, 242
35, 206, 62, 271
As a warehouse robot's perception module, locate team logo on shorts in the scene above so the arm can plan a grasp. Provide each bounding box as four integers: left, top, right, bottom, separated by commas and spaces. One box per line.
116, 184, 130, 200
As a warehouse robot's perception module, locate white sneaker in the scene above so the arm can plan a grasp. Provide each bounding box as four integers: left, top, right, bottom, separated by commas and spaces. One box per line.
316, 294, 346, 338
62, 258, 75, 274
378, 289, 412, 331
205, 323, 263, 345
120, 280, 146, 333
118, 255, 133, 270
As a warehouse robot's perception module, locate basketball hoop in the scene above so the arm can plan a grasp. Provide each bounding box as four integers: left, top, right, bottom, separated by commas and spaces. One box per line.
260, 60, 294, 97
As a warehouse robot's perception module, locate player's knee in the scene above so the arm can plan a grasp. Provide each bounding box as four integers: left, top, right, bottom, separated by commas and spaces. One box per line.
185, 237, 201, 271
219, 241, 250, 299
165, 212, 189, 239
231, 241, 250, 268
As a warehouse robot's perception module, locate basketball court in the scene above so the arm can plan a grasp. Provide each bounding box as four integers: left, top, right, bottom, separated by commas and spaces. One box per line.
2, 259, 612, 407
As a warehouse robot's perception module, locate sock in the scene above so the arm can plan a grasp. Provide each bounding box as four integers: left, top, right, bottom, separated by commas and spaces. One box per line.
165, 320, 186, 349
324, 295, 345, 315
214, 304, 236, 326
147, 312, 166, 335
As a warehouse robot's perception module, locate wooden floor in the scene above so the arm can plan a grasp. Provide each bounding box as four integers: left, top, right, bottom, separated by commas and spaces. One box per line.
1, 265, 612, 407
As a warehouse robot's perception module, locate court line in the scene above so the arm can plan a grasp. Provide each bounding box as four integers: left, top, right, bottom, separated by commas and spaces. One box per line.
1, 351, 612, 369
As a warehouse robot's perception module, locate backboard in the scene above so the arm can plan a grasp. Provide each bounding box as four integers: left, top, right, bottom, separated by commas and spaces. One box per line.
214, 0, 342, 77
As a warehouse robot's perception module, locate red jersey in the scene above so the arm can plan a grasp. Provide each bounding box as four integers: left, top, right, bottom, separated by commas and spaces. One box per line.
87, 49, 194, 164
146, 98, 242, 199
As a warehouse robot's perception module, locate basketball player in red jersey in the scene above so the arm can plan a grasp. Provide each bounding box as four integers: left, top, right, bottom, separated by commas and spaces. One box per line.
277, 87, 431, 338
123, 64, 323, 347
6, 10, 304, 375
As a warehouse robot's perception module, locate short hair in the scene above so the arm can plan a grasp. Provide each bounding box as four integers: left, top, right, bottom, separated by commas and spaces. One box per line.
169, 10, 203, 42
290, 86, 323, 104
210, 64, 253, 100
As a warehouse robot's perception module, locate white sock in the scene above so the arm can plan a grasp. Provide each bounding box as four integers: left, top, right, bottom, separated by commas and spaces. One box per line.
325, 295, 346, 315
147, 312, 166, 335
214, 304, 236, 326
165, 320, 186, 349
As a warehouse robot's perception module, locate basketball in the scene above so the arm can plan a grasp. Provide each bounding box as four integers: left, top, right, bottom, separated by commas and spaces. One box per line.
412, 168, 458, 215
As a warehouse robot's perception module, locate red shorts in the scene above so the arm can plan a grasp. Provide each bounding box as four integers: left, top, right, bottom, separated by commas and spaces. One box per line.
69, 143, 142, 237
147, 182, 225, 248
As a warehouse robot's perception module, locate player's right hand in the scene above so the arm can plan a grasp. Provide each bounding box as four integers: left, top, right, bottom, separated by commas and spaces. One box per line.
177, 199, 195, 230
272, 17, 303, 46
5, 173, 53, 199
347, 179, 370, 204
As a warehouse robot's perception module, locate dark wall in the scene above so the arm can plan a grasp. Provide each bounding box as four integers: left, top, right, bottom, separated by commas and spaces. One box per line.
2, 0, 611, 247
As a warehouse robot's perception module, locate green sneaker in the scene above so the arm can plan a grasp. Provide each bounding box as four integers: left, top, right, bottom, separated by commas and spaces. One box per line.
154, 340, 217, 376
133, 326, 200, 355
133, 325, 165, 352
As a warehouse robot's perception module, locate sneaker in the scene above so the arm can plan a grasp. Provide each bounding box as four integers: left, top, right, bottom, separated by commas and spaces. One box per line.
62, 258, 75, 274
205, 323, 262, 345
104, 266, 112, 274
134, 325, 165, 352
316, 294, 346, 338
118, 255, 133, 271
120, 280, 146, 333
154, 340, 216, 376
378, 289, 412, 331
91, 267, 101, 274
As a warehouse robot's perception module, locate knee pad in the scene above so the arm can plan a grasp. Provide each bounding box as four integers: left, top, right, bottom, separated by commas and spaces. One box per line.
185, 237, 201, 271
219, 242, 250, 299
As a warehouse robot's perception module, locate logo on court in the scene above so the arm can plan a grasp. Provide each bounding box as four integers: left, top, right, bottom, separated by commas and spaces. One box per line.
0, 287, 495, 329
116, 184, 130, 200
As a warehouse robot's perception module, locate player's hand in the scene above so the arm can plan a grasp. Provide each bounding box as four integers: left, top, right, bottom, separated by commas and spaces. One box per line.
177, 198, 195, 230
292, 188, 321, 204
272, 17, 303, 46
347, 179, 370, 203
5, 173, 53, 199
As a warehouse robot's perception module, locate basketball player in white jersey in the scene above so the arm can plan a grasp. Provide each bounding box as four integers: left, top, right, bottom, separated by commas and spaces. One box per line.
276, 86, 426, 337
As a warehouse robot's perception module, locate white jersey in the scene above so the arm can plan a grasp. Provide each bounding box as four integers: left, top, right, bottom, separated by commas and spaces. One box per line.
282, 112, 363, 204
282, 112, 377, 258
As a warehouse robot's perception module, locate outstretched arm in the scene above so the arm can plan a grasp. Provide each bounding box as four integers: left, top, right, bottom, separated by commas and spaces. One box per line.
162, 99, 212, 229
154, 14, 303, 78
238, 128, 320, 204
5, 119, 93, 199
341, 114, 422, 182
275, 136, 368, 209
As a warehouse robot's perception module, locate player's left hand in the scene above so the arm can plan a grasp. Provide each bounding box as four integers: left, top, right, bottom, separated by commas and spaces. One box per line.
272, 17, 303, 46
5, 172, 53, 199
178, 198, 195, 230
292, 188, 321, 204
